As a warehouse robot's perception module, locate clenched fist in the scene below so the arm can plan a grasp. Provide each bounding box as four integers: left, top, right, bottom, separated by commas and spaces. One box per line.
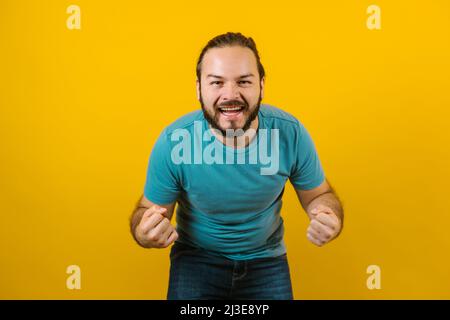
134, 205, 178, 248
306, 204, 342, 247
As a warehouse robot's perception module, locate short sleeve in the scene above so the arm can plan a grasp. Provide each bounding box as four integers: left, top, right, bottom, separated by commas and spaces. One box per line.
289, 122, 325, 190
143, 129, 181, 204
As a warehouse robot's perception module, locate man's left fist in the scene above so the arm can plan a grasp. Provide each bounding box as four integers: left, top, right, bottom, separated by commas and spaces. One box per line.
306, 204, 342, 247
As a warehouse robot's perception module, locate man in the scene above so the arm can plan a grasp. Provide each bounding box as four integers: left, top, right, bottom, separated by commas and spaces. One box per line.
130, 32, 344, 300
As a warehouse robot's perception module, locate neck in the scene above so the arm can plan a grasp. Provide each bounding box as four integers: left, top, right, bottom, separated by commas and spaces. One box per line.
210, 116, 259, 149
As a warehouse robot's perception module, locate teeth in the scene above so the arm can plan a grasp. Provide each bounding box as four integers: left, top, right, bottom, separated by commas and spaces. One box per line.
220, 106, 242, 111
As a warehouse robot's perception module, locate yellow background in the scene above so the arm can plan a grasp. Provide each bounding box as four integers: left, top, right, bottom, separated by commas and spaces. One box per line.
1, 0, 449, 299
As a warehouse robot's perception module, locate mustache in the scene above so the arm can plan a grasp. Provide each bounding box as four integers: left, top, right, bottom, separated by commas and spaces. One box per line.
216, 100, 248, 108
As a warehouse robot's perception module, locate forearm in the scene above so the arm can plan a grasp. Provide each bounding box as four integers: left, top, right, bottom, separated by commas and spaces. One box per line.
306, 192, 344, 226
129, 206, 147, 245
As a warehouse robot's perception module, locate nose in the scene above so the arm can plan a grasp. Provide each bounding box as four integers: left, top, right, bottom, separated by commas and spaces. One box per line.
221, 82, 241, 101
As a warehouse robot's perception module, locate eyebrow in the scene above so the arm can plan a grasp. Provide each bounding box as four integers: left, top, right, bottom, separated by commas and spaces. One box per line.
206, 73, 255, 79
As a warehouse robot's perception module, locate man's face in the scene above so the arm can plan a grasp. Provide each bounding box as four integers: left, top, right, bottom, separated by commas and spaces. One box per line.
197, 46, 265, 135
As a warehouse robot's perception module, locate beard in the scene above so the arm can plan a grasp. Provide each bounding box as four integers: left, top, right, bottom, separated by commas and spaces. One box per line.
200, 91, 262, 137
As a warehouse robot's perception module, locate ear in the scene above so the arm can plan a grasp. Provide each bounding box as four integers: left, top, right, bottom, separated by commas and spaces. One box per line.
196, 79, 200, 101
260, 77, 265, 100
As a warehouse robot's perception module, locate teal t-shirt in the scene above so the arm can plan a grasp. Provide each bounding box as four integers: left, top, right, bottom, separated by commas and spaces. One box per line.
143, 104, 325, 260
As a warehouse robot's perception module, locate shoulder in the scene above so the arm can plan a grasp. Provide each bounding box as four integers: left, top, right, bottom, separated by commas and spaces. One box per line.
259, 104, 302, 126
160, 109, 204, 138
259, 103, 306, 133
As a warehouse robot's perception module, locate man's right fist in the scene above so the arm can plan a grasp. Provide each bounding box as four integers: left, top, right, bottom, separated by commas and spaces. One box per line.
134, 205, 178, 248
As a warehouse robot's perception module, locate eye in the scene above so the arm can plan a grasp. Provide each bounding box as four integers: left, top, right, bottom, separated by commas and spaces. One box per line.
238, 80, 251, 85
210, 81, 223, 86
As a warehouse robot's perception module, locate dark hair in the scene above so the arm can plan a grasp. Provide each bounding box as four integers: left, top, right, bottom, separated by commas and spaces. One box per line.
196, 32, 265, 81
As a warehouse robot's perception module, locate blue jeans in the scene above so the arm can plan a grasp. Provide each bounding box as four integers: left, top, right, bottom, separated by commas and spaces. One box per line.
167, 242, 294, 300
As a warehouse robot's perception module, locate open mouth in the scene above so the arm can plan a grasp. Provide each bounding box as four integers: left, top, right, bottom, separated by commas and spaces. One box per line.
218, 105, 245, 116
